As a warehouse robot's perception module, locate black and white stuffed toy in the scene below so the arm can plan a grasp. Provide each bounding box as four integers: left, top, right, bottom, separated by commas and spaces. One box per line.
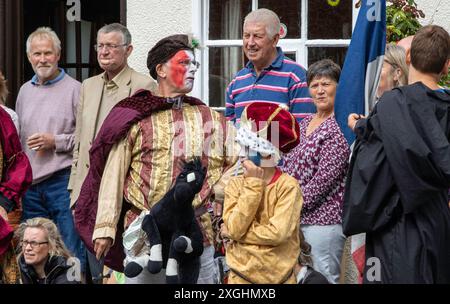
140, 158, 206, 284
122, 210, 151, 278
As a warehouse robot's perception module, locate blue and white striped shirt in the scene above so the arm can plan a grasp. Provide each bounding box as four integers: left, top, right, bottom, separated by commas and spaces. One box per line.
225, 47, 315, 124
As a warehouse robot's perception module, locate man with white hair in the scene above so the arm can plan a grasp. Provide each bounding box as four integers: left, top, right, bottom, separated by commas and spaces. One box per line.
15, 27, 85, 272
225, 8, 314, 124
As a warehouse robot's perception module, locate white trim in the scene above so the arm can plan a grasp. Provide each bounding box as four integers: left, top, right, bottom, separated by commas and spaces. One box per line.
205, 40, 243, 47
305, 39, 351, 47
252, 0, 258, 11
302, 0, 308, 41
352, 0, 361, 31
191, 0, 203, 100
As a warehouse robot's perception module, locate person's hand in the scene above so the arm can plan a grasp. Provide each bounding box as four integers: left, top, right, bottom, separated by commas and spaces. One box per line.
27, 133, 56, 151
0, 206, 8, 223
94, 237, 112, 260
220, 223, 229, 239
213, 201, 223, 216
347, 113, 365, 131
242, 160, 264, 179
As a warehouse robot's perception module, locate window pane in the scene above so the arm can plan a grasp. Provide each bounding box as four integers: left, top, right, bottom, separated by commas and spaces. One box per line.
258, 0, 301, 38
308, 0, 352, 39
209, 0, 252, 40
209, 47, 243, 107
284, 52, 296, 61
308, 47, 348, 68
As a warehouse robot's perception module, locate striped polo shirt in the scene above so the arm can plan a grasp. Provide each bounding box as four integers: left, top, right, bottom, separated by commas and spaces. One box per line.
225, 47, 315, 124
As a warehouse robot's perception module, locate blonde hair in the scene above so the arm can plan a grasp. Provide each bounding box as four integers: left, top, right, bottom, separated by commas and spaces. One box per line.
26, 27, 61, 55
0, 71, 8, 104
244, 8, 280, 39
15, 217, 72, 259
384, 43, 409, 87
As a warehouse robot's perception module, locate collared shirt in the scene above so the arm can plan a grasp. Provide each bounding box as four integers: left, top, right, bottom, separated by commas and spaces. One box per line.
225, 47, 315, 124
95, 66, 130, 134
31, 68, 66, 86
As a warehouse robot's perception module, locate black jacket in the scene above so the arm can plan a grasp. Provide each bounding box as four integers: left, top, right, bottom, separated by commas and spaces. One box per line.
343, 83, 450, 283
19, 255, 81, 284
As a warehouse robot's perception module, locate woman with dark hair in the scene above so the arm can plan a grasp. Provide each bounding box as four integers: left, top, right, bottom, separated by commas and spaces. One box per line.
283, 59, 350, 284
16, 217, 81, 284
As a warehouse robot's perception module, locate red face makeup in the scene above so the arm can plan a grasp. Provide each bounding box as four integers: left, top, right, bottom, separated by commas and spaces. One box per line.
167, 50, 197, 92
169, 50, 189, 89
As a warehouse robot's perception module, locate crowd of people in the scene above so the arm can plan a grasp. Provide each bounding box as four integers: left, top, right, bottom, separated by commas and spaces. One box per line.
0, 8, 449, 284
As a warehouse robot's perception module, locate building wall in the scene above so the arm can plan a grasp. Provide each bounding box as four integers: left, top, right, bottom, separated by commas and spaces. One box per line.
127, 0, 193, 75
415, 0, 450, 32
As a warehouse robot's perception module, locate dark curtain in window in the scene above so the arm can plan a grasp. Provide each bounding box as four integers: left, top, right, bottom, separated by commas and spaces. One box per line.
0, 0, 24, 109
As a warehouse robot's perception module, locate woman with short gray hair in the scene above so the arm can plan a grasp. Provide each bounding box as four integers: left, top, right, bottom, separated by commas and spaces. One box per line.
283, 59, 350, 284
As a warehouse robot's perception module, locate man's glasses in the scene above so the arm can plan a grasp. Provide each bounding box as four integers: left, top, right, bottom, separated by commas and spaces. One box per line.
22, 240, 49, 249
178, 59, 201, 69
94, 44, 128, 52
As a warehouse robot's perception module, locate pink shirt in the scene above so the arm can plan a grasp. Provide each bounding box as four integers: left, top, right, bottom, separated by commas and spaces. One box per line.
15, 72, 80, 183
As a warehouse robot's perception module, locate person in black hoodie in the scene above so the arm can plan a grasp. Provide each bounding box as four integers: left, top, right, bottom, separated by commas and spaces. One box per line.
343, 25, 450, 284
16, 217, 81, 284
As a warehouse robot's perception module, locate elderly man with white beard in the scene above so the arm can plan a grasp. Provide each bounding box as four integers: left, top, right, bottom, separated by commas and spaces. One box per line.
15, 27, 85, 274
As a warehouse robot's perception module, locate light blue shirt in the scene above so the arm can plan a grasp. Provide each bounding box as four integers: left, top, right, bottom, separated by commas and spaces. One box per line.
31, 68, 66, 86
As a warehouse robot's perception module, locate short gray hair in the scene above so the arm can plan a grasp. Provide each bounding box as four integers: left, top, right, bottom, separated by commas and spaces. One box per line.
26, 27, 61, 55
307, 59, 341, 85
97, 23, 132, 45
244, 8, 280, 39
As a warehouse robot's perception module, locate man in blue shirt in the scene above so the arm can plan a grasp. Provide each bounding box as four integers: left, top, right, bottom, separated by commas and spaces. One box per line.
225, 8, 315, 124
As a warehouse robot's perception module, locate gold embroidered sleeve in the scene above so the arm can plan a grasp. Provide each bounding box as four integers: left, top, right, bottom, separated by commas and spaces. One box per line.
93, 135, 132, 245
223, 176, 264, 241
212, 122, 241, 203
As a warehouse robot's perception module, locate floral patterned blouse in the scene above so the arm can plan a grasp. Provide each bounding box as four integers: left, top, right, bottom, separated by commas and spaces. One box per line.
282, 114, 350, 225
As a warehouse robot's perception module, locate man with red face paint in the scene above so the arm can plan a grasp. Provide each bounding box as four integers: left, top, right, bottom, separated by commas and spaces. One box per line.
76, 34, 239, 284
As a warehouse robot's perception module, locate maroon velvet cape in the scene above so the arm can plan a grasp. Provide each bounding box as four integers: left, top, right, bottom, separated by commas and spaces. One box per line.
0, 106, 32, 257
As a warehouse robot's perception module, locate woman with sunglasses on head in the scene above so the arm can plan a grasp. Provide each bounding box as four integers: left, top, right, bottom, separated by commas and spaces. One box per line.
16, 217, 81, 284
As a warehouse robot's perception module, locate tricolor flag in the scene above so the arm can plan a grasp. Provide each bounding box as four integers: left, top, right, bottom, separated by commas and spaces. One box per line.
335, 0, 386, 283
335, 0, 386, 145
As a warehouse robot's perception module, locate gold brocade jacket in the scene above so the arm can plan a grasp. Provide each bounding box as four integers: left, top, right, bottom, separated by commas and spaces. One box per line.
223, 173, 303, 284
93, 103, 240, 245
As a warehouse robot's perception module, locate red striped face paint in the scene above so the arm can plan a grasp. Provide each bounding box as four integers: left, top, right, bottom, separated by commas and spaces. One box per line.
168, 50, 196, 91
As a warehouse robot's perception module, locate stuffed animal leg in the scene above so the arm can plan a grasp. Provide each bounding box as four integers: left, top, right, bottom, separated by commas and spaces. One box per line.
123, 210, 150, 278
141, 212, 163, 274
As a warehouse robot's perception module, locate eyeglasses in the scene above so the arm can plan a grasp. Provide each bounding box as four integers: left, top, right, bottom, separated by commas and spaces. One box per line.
94, 43, 128, 52
22, 240, 49, 249
178, 59, 201, 69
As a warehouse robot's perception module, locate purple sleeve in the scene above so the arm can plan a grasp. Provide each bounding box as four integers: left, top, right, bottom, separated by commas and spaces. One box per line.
302, 128, 350, 210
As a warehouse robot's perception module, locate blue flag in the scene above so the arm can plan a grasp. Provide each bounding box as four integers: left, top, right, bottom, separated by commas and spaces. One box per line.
335, 0, 386, 145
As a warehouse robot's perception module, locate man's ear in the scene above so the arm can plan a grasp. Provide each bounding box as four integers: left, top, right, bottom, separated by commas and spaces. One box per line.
272, 33, 280, 48
125, 44, 133, 58
440, 59, 450, 77
156, 63, 166, 78
405, 49, 411, 66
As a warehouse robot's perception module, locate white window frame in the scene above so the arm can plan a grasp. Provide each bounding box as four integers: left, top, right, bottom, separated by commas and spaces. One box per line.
192, 0, 360, 109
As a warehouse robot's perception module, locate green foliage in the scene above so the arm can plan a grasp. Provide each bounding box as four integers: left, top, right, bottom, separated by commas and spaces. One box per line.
386, 1, 449, 87
440, 67, 450, 88
386, 0, 425, 43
